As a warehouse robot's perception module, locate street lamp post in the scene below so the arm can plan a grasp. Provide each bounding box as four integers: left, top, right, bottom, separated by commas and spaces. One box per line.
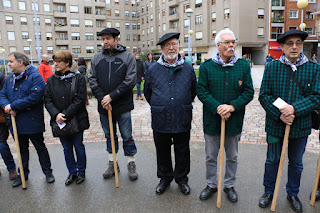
185, 8, 193, 63
0, 49, 6, 76
297, 0, 309, 31
27, 39, 33, 66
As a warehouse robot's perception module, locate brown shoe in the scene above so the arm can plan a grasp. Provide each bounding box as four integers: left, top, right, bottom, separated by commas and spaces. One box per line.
140, 95, 144, 100
135, 95, 139, 100
9, 170, 18, 180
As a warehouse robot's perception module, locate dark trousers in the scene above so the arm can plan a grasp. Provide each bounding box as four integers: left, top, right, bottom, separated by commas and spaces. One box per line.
18, 133, 52, 176
153, 131, 190, 185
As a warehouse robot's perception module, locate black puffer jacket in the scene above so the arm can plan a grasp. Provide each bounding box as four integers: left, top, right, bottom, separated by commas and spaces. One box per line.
136, 59, 145, 83
44, 71, 89, 132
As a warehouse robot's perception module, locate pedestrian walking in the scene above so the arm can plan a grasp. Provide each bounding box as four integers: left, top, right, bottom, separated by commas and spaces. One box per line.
197, 29, 254, 203
77, 57, 88, 83
144, 32, 197, 195
38, 54, 53, 83
0, 51, 55, 187
44, 50, 89, 186
135, 53, 145, 100
0, 71, 18, 181
144, 52, 156, 73
89, 28, 138, 181
258, 30, 320, 212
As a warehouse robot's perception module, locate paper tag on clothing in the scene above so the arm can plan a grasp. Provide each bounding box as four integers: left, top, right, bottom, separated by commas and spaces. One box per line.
56, 120, 66, 129
273, 98, 288, 109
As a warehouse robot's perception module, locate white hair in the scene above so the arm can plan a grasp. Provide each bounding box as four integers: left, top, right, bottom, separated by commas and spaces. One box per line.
215, 29, 236, 46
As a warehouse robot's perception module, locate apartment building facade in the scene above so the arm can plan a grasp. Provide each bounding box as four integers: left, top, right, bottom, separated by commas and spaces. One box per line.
0, 0, 269, 65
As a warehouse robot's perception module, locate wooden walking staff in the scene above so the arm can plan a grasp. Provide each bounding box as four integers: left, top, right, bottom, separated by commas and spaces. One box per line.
217, 119, 226, 208
108, 108, 120, 188
11, 114, 27, 189
310, 133, 320, 206
270, 125, 290, 211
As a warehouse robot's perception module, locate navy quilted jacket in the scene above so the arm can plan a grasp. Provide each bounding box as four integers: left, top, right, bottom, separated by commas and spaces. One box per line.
144, 61, 197, 133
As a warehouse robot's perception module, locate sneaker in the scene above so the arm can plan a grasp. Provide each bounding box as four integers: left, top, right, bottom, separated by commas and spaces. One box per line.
45, 172, 55, 183
127, 161, 138, 181
12, 175, 28, 187
103, 161, 120, 179
9, 170, 18, 180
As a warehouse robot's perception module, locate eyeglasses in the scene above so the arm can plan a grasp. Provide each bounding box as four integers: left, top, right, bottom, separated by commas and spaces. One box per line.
164, 42, 178, 48
284, 41, 303, 47
219, 40, 237, 45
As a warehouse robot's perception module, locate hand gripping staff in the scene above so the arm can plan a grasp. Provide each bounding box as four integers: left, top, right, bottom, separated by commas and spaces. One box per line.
270, 125, 290, 211
11, 114, 27, 189
108, 108, 120, 188
310, 133, 320, 206
217, 119, 225, 208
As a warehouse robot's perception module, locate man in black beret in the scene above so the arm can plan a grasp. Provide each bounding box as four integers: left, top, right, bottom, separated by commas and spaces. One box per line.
89, 28, 138, 182
258, 30, 320, 212
144, 33, 197, 195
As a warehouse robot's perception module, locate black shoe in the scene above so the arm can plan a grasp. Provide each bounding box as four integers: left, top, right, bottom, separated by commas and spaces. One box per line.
179, 183, 190, 195
259, 193, 273, 208
310, 189, 320, 201
224, 187, 238, 203
199, 186, 217, 200
127, 161, 138, 181
76, 173, 85, 184
156, 181, 170, 195
287, 195, 303, 212
65, 174, 77, 186
12, 175, 28, 187
45, 172, 55, 183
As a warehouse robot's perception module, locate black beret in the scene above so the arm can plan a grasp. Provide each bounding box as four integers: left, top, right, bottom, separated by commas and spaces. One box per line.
156, 33, 180, 45
277, 30, 308, 44
97, 28, 120, 36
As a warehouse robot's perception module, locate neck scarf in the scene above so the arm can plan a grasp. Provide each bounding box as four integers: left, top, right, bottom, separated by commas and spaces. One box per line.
12, 64, 32, 87
279, 52, 308, 71
157, 54, 184, 68
55, 70, 79, 80
212, 52, 238, 67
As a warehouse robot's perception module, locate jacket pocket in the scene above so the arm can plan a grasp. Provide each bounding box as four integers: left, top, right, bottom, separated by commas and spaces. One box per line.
179, 104, 193, 129
151, 106, 166, 130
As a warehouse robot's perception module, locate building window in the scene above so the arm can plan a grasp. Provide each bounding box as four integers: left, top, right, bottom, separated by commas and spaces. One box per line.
115, 0, 119, 4
106, 0, 110, 4
21, 17, 27, 25
32, 3, 38, 11
96, 20, 102, 28
163, 23, 166, 31
125, 0, 129, 4
212, 0, 215, 5
125, 23, 130, 29
19, 1, 26, 10
195, 15, 202, 25
47, 47, 53, 54
272, 0, 284, 6
36, 47, 42, 54
115, 22, 120, 30
106, 10, 111, 16
33, 17, 40, 25
57, 5, 65, 12
258, 27, 264, 38
84, 7, 92, 14
309, 0, 316, 3
132, 24, 136, 29
196, 31, 203, 40
70, 19, 80, 27
107, 21, 112, 28
72, 46, 81, 54
86, 46, 94, 53
212, 13, 216, 22
3, 0, 11, 8
138, 34, 141, 41
24, 46, 30, 54
133, 47, 137, 53
137, 23, 140, 29
258, 9, 264, 19
195, 0, 202, 8
125, 11, 129, 17
126, 34, 130, 40
5, 16, 13, 24
71, 33, 80, 40
97, 36, 102, 40
184, 35, 188, 42
97, 45, 103, 52
272, 10, 284, 23
142, 6, 144, 13
271, 27, 283, 39
59, 33, 67, 40
289, 26, 297, 30
289, 10, 298, 19
142, 18, 144, 24
9, 47, 16, 53
184, 4, 190, 12
150, 14, 153, 20
56, 18, 66, 26
96, 8, 101, 15
44, 4, 50, 12
35, 32, 41, 40
60, 46, 68, 50
85, 20, 93, 27
86, 33, 94, 40
305, 27, 313, 35
306, 11, 314, 20
224, 9, 230, 19
46, 33, 52, 40
115, 10, 120, 17
133, 34, 137, 41
22, 32, 29, 40
212, 30, 216, 39
45, 18, 51, 26
132, 12, 136, 18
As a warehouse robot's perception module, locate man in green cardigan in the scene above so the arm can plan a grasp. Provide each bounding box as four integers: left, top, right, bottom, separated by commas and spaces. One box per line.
258, 30, 320, 212
197, 29, 254, 203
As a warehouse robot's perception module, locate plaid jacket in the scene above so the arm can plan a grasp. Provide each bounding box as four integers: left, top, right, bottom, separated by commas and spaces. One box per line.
197, 59, 254, 135
259, 60, 320, 138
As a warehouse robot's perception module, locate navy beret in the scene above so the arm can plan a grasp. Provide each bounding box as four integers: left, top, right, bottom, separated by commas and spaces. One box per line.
156, 33, 180, 45
277, 30, 308, 44
97, 28, 120, 36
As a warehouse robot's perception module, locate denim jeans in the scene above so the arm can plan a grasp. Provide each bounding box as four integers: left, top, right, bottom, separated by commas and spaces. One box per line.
99, 111, 137, 157
59, 131, 86, 175
136, 82, 142, 96
263, 135, 308, 196
18, 133, 52, 176
0, 141, 16, 172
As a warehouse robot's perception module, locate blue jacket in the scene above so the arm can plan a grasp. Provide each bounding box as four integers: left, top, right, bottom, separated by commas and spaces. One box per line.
144, 61, 197, 133
0, 66, 46, 134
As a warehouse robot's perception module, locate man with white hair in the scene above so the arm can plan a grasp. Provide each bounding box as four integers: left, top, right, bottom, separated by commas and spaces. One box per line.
144, 32, 197, 195
197, 29, 254, 202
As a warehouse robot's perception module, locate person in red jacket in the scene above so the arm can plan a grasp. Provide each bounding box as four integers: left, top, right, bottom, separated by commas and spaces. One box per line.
38, 54, 53, 83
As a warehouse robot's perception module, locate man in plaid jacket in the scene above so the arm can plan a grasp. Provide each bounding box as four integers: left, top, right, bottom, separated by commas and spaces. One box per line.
258, 30, 320, 212
197, 29, 254, 203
